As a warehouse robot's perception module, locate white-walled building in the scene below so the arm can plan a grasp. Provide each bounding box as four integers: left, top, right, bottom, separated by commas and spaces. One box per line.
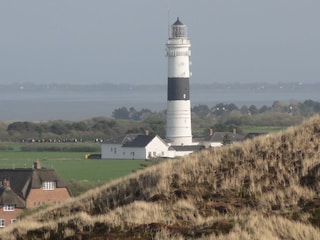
101, 133, 206, 160
101, 134, 175, 160
100, 131, 244, 160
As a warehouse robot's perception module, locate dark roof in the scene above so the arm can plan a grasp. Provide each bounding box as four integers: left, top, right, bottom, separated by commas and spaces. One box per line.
0, 186, 25, 208
204, 132, 245, 142
0, 169, 33, 199
0, 168, 69, 200
173, 17, 184, 25
104, 135, 128, 144
123, 135, 154, 147
105, 134, 156, 148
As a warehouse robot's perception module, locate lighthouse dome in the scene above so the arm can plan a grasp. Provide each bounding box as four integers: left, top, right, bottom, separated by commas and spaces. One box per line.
173, 17, 184, 26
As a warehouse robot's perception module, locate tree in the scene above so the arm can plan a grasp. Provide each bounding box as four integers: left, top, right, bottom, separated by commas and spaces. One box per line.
112, 107, 129, 119
128, 107, 138, 120
249, 105, 259, 115
225, 103, 238, 112
192, 104, 210, 117
240, 105, 249, 115
50, 122, 70, 135
212, 103, 228, 116
71, 122, 88, 131
7, 122, 37, 135
211, 123, 229, 132
8, 122, 29, 132
259, 105, 269, 113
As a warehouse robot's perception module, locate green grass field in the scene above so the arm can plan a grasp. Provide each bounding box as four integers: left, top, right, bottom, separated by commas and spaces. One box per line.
0, 151, 149, 184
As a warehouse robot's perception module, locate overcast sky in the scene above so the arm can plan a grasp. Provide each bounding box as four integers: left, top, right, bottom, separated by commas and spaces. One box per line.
0, 0, 319, 85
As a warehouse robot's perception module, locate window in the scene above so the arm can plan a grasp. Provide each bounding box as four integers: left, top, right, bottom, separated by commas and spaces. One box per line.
3, 205, 15, 211
42, 181, 56, 190
11, 219, 16, 224
0, 219, 5, 228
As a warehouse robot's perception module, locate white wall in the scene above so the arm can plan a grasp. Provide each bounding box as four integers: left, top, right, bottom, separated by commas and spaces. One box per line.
101, 136, 195, 160
166, 100, 192, 145
145, 136, 171, 158
101, 144, 147, 159
200, 142, 223, 148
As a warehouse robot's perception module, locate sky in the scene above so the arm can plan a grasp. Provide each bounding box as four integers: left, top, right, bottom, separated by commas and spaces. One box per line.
0, 0, 319, 85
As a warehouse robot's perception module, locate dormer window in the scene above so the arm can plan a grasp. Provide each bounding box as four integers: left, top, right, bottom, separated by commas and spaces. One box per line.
3, 205, 15, 211
42, 181, 56, 190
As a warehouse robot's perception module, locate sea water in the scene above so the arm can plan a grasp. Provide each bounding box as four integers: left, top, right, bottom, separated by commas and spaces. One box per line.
0, 84, 319, 121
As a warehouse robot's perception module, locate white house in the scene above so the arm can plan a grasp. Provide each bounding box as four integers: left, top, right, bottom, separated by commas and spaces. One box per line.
101, 134, 175, 160
101, 131, 245, 160
201, 131, 245, 148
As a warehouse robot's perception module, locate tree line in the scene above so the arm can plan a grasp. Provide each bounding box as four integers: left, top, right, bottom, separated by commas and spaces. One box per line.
112, 99, 320, 120
1, 99, 320, 142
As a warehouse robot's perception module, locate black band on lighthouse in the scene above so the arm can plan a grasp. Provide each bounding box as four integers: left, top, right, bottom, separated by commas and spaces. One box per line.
167, 78, 190, 100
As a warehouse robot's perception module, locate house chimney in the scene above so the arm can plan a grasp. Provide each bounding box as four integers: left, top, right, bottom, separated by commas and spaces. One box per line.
233, 128, 237, 134
2, 178, 10, 188
145, 130, 149, 136
209, 128, 214, 136
34, 161, 41, 169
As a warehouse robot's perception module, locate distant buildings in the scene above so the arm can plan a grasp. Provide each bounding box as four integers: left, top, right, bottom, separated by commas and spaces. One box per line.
101, 132, 209, 160
0, 161, 71, 228
101, 130, 244, 160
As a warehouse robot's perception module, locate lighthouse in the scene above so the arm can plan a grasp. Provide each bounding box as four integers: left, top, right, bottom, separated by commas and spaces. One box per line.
166, 18, 192, 145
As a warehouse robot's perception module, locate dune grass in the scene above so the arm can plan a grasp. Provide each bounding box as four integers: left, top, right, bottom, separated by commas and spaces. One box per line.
2, 115, 320, 239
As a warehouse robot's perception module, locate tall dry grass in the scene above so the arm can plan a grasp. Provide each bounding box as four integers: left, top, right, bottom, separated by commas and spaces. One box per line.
211, 213, 320, 240
2, 115, 320, 239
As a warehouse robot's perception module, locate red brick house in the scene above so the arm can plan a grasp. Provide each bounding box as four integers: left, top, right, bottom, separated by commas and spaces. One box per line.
0, 162, 71, 228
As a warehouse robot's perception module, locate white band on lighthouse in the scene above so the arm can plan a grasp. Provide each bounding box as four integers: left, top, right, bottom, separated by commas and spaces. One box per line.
166, 18, 192, 146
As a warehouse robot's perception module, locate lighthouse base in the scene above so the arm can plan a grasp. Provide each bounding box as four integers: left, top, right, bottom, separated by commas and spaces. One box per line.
166, 100, 192, 145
